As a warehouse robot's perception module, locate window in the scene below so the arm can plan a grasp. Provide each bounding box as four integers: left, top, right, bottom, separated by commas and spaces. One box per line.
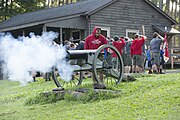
126, 29, 139, 39
100, 27, 110, 38
71, 30, 81, 40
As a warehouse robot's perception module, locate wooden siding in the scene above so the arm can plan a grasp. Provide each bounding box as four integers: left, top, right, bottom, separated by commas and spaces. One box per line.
45, 17, 88, 30
89, 0, 172, 42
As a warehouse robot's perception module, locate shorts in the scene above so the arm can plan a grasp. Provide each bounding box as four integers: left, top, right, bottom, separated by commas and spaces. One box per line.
148, 61, 152, 68
132, 55, 143, 67
151, 52, 160, 65
140, 53, 146, 67
124, 54, 132, 66
160, 59, 165, 66
121, 53, 125, 65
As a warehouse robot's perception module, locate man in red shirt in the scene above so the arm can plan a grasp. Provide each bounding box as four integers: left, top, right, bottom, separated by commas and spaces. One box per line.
112, 36, 125, 57
84, 26, 107, 89
84, 27, 107, 50
130, 34, 147, 73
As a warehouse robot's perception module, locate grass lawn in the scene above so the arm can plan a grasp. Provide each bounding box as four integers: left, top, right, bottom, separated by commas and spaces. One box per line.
0, 73, 179, 120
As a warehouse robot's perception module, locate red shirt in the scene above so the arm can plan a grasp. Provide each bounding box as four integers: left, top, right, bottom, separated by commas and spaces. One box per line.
84, 27, 107, 50
130, 37, 145, 55
112, 38, 125, 57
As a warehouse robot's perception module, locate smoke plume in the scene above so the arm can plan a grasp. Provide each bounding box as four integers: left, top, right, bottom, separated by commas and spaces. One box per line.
0, 32, 73, 85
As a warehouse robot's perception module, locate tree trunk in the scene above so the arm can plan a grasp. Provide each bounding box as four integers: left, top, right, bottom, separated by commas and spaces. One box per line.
4, 0, 8, 20
10, 0, 13, 17
66, 0, 68, 5
171, 1, 174, 18
43, 0, 46, 7
174, 0, 177, 19
58, 0, 61, 6
159, 0, 164, 10
48, 0, 50, 7
166, 0, 170, 15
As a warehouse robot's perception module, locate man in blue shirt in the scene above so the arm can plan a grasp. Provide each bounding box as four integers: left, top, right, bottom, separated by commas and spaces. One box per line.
150, 32, 164, 74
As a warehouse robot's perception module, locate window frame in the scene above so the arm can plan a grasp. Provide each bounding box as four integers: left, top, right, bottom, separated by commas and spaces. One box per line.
100, 27, 110, 38
126, 29, 139, 38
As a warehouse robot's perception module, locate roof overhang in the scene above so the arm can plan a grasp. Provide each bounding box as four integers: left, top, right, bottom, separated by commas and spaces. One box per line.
152, 25, 180, 35
45, 16, 87, 29
0, 13, 83, 32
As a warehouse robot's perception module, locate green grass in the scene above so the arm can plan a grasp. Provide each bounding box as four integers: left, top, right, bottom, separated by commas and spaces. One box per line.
0, 73, 180, 120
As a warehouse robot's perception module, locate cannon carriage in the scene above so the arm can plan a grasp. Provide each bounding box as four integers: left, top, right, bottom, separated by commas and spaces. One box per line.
52, 44, 124, 88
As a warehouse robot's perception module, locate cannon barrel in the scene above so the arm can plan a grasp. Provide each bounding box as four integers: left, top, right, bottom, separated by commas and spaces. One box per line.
67, 49, 97, 60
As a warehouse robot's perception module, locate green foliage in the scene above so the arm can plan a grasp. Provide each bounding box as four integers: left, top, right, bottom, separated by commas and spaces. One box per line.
0, 0, 45, 21
0, 0, 82, 21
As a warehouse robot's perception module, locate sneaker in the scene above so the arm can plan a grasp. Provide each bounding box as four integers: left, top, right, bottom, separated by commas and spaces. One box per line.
148, 70, 153, 74
153, 70, 159, 74
93, 83, 106, 89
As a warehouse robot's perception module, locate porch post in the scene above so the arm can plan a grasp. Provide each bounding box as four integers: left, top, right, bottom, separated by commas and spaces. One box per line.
22, 30, 25, 36
171, 49, 174, 69
43, 25, 47, 32
60, 27, 63, 44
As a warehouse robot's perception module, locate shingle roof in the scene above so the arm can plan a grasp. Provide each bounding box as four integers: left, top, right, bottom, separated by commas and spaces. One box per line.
0, 0, 114, 29
0, 0, 177, 30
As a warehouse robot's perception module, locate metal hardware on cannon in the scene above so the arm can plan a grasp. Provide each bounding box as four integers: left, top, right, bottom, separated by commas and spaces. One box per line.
52, 44, 124, 88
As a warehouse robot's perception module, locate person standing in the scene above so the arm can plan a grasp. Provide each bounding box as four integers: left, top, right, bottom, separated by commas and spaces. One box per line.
84, 26, 107, 89
112, 36, 125, 70
140, 43, 147, 73
112, 36, 125, 57
159, 44, 165, 74
130, 34, 146, 73
150, 32, 164, 74
84, 26, 107, 50
124, 37, 132, 73
146, 46, 152, 74
76, 40, 85, 50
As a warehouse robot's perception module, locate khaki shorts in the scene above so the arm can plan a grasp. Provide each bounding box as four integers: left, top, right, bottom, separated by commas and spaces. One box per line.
140, 53, 146, 67
124, 54, 132, 66
152, 52, 160, 65
132, 55, 143, 67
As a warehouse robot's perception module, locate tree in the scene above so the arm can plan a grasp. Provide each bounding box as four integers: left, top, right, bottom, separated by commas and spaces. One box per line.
0, 0, 46, 21
149, 0, 180, 47
165, 0, 170, 14
0, 0, 83, 21
159, 0, 164, 10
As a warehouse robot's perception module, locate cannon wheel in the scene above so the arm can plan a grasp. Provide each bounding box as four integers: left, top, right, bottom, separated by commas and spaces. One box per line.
93, 44, 124, 85
52, 66, 83, 88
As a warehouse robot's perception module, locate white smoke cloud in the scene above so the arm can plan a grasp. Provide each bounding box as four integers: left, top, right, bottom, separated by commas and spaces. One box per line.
0, 31, 74, 85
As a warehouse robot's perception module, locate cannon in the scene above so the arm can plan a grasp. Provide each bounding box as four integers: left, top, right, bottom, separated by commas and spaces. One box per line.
52, 44, 124, 88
